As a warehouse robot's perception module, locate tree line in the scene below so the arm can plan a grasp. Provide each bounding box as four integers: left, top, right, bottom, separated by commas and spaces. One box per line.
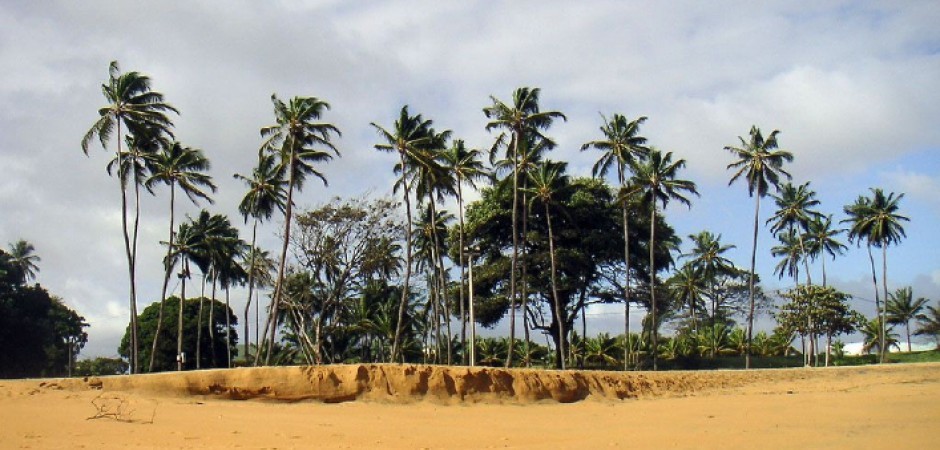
72, 61, 937, 374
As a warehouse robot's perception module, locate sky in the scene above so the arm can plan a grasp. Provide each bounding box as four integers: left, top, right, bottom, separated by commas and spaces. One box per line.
1, 1, 938, 358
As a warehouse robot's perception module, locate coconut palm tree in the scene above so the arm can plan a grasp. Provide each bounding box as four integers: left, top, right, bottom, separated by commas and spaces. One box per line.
581, 113, 649, 369
234, 154, 287, 363
81, 61, 178, 373
442, 139, 489, 363
771, 228, 803, 286
681, 231, 736, 331
805, 215, 847, 287
144, 141, 216, 371
372, 105, 443, 362
166, 219, 204, 370
843, 189, 909, 362
258, 94, 341, 364
239, 246, 276, 361
668, 263, 707, 334
860, 317, 900, 355
843, 195, 882, 347
6, 240, 40, 284
766, 182, 821, 285
725, 125, 793, 369
915, 302, 940, 347
483, 87, 566, 366
887, 287, 929, 352
524, 160, 571, 369
631, 149, 698, 370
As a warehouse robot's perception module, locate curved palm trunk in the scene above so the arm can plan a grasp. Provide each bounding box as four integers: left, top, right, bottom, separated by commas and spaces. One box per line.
745, 194, 761, 370
210, 277, 218, 365
196, 276, 207, 369
649, 205, 658, 371
506, 135, 520, 367
265, 151, 297, 365
176, 260, 188, 371
150, 182, 177, 372
391, 150, 413, 363
545, 203, 565, 370
244, 220, 258, 363
796, 230, 812, 286
457, 181, 468, 365
225, 285, 232, 368
131, 156, 143, 372
521, 186, 531, 367
114, 121, 139, 374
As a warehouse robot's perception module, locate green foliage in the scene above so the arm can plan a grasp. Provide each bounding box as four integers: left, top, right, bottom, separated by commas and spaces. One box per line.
120, 296, 236, 372
74, 357, 128, 376
0, 250, 88, 378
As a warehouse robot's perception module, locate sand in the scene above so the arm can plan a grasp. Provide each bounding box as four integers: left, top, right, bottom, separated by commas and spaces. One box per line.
1, 362, 937, 449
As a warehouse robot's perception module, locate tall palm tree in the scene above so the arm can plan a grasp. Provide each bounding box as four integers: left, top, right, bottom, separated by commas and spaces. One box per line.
581, 113, 649, 370
372, 105, 441, 362
82, 61, 178, 374
483, 87, 566, 366
631, 149, 698, 370
524, 161, 571, 369
766, 182, 821, 285
725, 125, 793, 369
144, 141, 216, 371
887, 287, 928, 352
166, 218, 205, 371
805, 215, 847, 287
442, 139, 489, 364
843, 189, 909, 362
7, 240, 40, 284
234, 154, 287, 363
681, 231, 736, 332
843, 195, 882, 346
259, 94, 340, 364
915, 302, 940, 347
239, 246, 276, 360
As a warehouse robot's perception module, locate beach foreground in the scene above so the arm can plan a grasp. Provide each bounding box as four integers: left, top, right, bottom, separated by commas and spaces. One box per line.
1, 363, 937, 449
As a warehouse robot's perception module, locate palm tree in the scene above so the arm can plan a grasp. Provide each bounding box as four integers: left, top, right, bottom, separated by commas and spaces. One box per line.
442, 139, 489, 364
668, 263, 707, 335
631, 149, 698, 370
805, 215, 847, 287
915, 302, 940, 347
234, 154, 287, 363
843, 195, 882, 348
7, 240, 40, 284
259, 94, 340, 364
581, 113, 649, 370
887, 287, 929, 352
771, 228, 803, 286
681, 231, 736, 331
484, 87, 565, 366
239, 246, 276, 361
725, 125, 793, 369
81, 61, 178, 373
766, 182, 821, 285
144, 141, 216, 371
372, 106, 443, 362
524, 160, 571, 369
843, 189, 909, 362
860, 317, 900, 355
166, 219, 205, 370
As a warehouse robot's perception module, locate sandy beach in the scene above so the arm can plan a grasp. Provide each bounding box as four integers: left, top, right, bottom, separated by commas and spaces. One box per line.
1, 363, 937, 449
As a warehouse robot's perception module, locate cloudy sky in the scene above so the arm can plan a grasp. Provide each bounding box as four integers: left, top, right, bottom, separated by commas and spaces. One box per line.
2, 1, 938, 358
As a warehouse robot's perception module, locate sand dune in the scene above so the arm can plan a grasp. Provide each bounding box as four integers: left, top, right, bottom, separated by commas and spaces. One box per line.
1, 363, 938, 448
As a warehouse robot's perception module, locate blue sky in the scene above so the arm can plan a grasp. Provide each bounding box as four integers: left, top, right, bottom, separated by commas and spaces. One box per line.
1, 1, 938, 357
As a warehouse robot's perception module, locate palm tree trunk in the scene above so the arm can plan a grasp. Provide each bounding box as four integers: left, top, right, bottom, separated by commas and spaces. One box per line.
131, 156, 142, 373
265, 153, 297, 365
825, 333, 831, 367
225, 286, 232, 368
745, 194, 761, 370
391, 150, 413, 363
506, 134, 520, 368
521, 187, 531, 367
114, 121, 139, 374
245, 220, 258, 363
881, 244, 889, 362
210, 277, 218, 366
150, 182, 177, 372
196, 276, 206, 369
457, 180, 467, 365
429, 200, 453, 365
797, 230, 812, 286
821, 252, 827, 287
545, 203, 565, 370
649, 204, 658, 371
177, 260, 187, 371
621, 187, 631, 369
866, 243, 881, 362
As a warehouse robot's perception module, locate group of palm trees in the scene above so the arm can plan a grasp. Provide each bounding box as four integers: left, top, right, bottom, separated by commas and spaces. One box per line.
79, 61, 929, 374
